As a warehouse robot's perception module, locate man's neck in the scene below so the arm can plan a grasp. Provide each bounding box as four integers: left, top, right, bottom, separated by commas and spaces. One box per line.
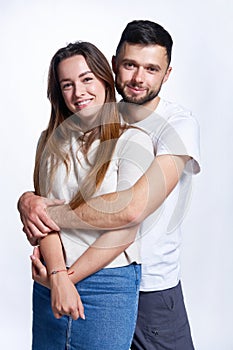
121, 96, 161, 124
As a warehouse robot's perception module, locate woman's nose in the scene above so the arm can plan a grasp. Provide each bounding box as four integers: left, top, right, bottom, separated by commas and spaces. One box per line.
74, 83, 86, 98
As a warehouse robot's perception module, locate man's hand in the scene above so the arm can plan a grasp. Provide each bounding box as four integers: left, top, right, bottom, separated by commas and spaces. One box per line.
18, 191, 64, 245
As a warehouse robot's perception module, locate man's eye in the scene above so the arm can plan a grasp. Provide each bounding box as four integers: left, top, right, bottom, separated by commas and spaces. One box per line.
124, 63, 135, 69
147, 67, 159, 73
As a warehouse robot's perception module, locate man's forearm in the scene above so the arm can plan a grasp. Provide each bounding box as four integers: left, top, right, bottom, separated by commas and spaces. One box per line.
47, 188, 138, 231
48, 155, 188, 231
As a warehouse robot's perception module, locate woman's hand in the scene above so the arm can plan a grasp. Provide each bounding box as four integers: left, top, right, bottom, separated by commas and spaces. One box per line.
30, 246, 85, 320
50, 272, 85, 320
30, 246, 50, 288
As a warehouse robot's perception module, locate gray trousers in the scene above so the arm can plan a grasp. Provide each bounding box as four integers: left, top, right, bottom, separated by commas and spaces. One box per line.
131, 281, 195, 350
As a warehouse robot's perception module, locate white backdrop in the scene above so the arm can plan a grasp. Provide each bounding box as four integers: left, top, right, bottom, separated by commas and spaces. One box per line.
1, 0, 232, 349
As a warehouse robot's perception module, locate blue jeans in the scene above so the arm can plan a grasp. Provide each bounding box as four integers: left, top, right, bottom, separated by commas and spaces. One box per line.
32, 264, 141, 350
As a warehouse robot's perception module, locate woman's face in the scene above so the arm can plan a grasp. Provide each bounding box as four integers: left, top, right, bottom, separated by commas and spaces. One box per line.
58, 55, 106, 128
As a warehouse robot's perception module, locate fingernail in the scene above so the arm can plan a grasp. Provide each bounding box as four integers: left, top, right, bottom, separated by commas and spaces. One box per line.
82, 314, 86, 320
30, 255, 35, 260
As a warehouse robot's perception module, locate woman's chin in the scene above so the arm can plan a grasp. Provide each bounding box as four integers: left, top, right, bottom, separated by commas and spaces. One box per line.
75, 106, 102, 129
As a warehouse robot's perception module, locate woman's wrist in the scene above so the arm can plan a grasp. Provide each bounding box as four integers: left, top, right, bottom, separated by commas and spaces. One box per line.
49, 269, 70, 288
49, 269, 74, 277
67, 268, 77, 284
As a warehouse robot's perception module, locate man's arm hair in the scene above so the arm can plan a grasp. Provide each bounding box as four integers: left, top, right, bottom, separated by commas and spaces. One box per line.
48, 154, 190, 230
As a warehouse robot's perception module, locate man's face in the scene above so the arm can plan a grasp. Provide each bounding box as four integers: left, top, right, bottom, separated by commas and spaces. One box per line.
113, 43, 171, 108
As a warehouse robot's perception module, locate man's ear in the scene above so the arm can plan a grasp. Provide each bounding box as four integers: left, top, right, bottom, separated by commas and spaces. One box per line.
163, 66, 172, 84
112, 55, 117, 74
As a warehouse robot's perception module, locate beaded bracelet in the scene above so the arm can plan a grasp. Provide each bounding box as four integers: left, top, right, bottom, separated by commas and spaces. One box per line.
49, 269, 74, 276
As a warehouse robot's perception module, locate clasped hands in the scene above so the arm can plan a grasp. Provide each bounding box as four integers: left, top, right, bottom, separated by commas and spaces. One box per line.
18, 192, 85, 320
31, 246, 85, 321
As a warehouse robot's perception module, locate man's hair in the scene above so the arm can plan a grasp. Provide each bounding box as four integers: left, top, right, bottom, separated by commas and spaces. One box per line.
115, 20, 173, 65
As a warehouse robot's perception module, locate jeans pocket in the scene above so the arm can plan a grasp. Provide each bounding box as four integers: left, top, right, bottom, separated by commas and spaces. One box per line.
161, 287, 177, 311
132, 263, 141, 289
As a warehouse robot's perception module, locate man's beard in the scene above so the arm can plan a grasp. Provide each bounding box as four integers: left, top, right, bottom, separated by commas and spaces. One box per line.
115, 81, 162, 105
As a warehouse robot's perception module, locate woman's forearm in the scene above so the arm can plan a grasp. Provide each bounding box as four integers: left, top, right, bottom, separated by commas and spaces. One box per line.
39, 232, 67, 274
38, 233, 85, 320
68, 225, 139, 284
39, 226, 139, 286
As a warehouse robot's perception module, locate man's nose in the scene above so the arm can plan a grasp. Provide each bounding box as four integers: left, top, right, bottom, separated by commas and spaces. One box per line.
132, 67, 144, 83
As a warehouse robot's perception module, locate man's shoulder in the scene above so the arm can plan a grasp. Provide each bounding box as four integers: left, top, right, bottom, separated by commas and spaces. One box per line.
120, 125, 150, 140
157, 98, 194, 121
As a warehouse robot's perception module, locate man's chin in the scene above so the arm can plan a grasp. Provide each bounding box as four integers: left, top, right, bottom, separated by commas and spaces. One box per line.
124, 96, 146, 105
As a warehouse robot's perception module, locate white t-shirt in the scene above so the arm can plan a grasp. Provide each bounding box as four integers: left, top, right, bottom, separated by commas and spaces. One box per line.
132, 98, 201, 291
49, 127, 154, 268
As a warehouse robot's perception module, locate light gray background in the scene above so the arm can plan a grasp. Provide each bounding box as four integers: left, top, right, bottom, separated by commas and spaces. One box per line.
1, 0, 232, 348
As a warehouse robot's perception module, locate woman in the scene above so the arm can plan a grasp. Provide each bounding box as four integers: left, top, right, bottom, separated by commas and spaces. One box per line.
31, 41, 153, 349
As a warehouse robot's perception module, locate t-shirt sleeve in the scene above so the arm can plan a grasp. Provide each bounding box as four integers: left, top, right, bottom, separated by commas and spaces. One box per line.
115, 128, 154, 191
155, 115, 201, 174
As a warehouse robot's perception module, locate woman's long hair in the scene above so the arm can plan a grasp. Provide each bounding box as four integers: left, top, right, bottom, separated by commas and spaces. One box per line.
34, 41, 125, 209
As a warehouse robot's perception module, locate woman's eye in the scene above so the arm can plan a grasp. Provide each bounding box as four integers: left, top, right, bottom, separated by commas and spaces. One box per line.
83, 77, 93, 83
62, 83, 72, 90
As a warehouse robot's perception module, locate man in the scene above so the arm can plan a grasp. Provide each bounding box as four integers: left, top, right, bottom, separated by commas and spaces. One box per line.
18, 20, 200, 349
